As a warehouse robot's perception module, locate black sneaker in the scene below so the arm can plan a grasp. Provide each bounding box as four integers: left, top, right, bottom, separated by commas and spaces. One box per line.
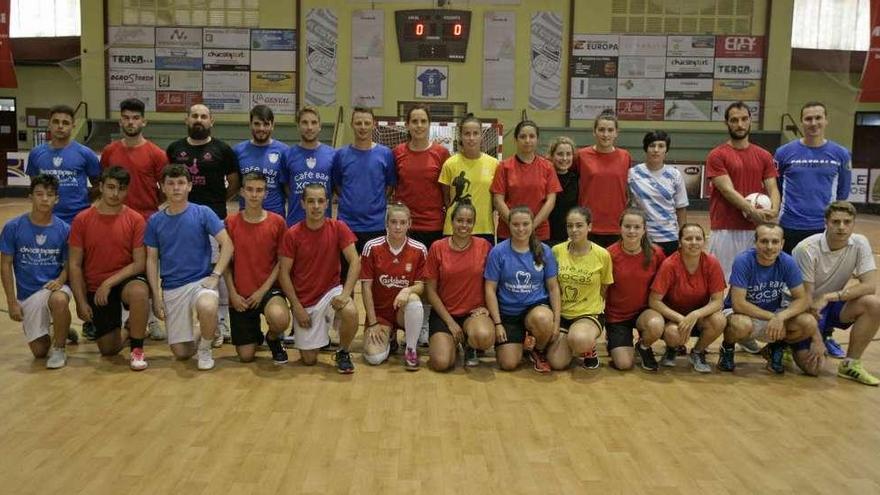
636, 341, 658, 371
335, 349, 355, 374
717, 345, 736, 372
765, 342, 785, 374
266, 337, 288, 365
67, 328, 80, 345
82, 322, 96, 341
464, 346, 480, 367
661, 347, 677, 367
581, 347, 600, 369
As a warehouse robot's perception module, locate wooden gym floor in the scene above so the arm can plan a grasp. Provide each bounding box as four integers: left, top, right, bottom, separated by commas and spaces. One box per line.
0, 198, 878, 495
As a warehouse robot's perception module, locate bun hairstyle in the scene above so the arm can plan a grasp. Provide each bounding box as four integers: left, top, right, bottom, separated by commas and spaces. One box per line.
457, 113, 481, 147
509, 206, 544, 268
618, 207, 654, 269
451, 197, 476, 223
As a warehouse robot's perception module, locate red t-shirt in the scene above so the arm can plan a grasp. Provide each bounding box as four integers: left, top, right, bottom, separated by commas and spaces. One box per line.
490, 155, 562, 240
278, 219, 356, 308
423, 236, 492, 316
651, 251, 726, 315
393, 143, 450, 232
574, 146, 631, 235
69, 206, 146, 292
705, 143, 777, 230
100, 140, 167, 220
359, 237, 427, 325
226, 211, 287, 298
604, 242, 665, 323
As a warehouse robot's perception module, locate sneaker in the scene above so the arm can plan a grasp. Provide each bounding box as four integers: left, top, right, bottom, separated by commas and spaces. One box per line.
737, 338, 762, 354
82, 321, 97, 341
581, 347, 600, 369
66, 328, 79, 345
335, 349, 355, 374
689, 349, 712, 373
211, 329, 224, 348
717, 345, 736, 372
837, 359, 880, 386
405, 347, 420, 371
389, 336, 399, 356
197, 339, 215, 371
636, 341, 658, 371
676, 344, 688, 356
765, 343, 785, 374
46, 347, 67, 369
824, 338, 845, 359
661, 347, 677, 367
464, 346, 480, 367
528, 349, 551, 374
218, 319, 231, 345
266, 337, 288, 365
147, 320, 166, 341
130, 347, 148, 371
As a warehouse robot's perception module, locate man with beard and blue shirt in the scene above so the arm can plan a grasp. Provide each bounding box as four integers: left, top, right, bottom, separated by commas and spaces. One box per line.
281, 105, 335, 226
233, 105, 288, 218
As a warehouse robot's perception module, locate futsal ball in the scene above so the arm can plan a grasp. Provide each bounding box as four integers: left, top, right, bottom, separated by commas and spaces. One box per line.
743, 192, 771, 217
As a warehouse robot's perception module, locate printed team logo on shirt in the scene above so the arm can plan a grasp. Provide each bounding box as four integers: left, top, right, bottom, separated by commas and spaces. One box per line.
177, 151, 188, 159
515, 271, 531, 286
306, 157, 316, 169
563, 285, 579, 302
35, 234, 47, 246
268, 152, 280, 164
203, 152, 213, 161
52, 156, 63, 168
392, 257, 399, 264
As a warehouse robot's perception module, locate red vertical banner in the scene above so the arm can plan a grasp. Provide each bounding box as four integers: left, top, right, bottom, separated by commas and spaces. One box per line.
860, 0, 880, 101
0, 0, 15, 88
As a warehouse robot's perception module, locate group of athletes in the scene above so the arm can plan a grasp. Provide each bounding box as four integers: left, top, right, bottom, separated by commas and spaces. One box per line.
1, 97, 878, 386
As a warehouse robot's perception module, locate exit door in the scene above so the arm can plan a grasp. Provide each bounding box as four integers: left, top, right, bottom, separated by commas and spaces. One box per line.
0, 97, 15, 186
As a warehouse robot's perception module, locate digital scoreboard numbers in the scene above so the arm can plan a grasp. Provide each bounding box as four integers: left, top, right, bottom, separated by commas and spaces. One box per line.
395, 10, 471, 62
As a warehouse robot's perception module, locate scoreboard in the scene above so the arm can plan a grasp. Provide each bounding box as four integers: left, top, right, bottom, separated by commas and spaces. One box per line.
395, 10, 471, 62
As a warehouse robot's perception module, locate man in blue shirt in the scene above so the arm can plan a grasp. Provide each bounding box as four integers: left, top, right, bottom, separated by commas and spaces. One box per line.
25, 104, 101, 225
775, 101, 851, 254
145, 164, 234, 371
233, 105, 288, 218
281, 105, 336, 226
0, 175, 73, 369
718, 223, 824, 375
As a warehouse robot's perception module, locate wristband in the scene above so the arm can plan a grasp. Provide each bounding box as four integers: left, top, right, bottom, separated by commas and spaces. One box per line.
367, 321, 378, 328
494, 322, 503, 327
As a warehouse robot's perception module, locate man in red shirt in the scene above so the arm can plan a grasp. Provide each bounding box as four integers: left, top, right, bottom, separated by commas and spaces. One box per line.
278, 183, 360, 374
224, 171, 290, 364
100, 98, 168, 342
68, 166, 150, 371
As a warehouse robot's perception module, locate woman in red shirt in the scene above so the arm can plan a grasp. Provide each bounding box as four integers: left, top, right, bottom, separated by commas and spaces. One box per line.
648, 223, 727, 373
393, 105, 450, 249
490, 120, 561, 242
604, 209, 666, 371
424, 201, 494, 371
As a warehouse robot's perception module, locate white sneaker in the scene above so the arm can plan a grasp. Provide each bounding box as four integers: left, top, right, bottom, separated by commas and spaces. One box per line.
46, 347, 67, 369
197, 339, 215, 370
147, 320, 166, 341
215, 319, 230, 347
130, 348, 148, 371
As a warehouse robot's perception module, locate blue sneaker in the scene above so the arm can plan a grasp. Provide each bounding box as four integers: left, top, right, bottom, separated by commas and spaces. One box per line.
335, 349, 355, 374
824, 338, 845, 359
764, 343, 785, 374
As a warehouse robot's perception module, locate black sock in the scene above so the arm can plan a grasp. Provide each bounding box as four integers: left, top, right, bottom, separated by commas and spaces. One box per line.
130, 338, 144, 351
722, 341, 735, 351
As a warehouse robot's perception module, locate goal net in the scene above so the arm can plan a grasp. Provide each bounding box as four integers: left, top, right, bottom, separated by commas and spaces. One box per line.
373, 121, 504, 160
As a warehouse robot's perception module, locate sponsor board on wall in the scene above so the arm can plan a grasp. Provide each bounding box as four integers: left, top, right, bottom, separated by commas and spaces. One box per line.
202, 91, 249, 113
352, 9, 384, 108
156, 91, 203, 112
109, 90, 156, 112
664, 100, 712, 121
666, 57, 714, 78
617, 56, 665, 78
712, 79, 761, 100
571, 77, 616, 99
617, 78, 664, 99
571, 98, 616, 120
251, 29, 296, 51
108, 48, 156, 69
108, 26, 155, 47
203, 28, 250, 49
714, 58, 763, 79
108, 69, 156, 90
851, 168, 868, 203
715, 35, 764, 58
251, 51, 296, 72
202, 49, 250, 71
619, 35, 666, 56
616, 99, 664, 120
156, 70, 202, 91
251, 92, 296, 115
482, 11, 515, 110
667, 35, 715, 57
250, 71, 296, 92
572, 34, 619, 56
155, 48, 203, 70
665, 78, 713, 99
669, 163, 704, 199
155, 27, 203, 49
571, 57, 618, 78
203, 71, 249, 92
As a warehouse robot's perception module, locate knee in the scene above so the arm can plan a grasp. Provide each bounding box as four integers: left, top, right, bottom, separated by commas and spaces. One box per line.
862, 295, 880, 316
300, 352, 318, 366
726, 316, 751, 339
406, 293, 422, 305
498, 355, 519, 371
99, 345, 122, 357
47, 292, 69, 311
363, 350, 388, 365
566, 333, 593, 354
266, 309, 290, 330
549, 355, 571, 371
469, 328, 494, 350
237, 353, 256, 363
612, 356, 633, 370
428, 352, 454, 372
124, 283, 150, 303
338, 301, 358, 322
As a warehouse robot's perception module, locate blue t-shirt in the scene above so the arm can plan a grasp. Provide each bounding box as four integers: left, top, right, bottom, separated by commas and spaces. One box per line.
25, 142, 101, 224
484, 240, 558, 315
725, 248, 803, 312
331, 144, 396, 232
775, 139, 851, 231
280, 143, 336, 226
0, 214, 70, 301
233, 139, 288, 217
144, 204, 224, 290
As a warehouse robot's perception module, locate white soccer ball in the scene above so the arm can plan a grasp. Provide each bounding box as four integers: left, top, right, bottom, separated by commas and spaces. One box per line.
743, 192, 771, 218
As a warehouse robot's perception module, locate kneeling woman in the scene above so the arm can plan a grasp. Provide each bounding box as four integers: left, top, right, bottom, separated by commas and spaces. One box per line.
648, 223, 727, 373
546, 207, 613, 370
424, 201, 494, 370
604, 209, 666, 371
484, 207, 561, 372
360, 203, 428, 371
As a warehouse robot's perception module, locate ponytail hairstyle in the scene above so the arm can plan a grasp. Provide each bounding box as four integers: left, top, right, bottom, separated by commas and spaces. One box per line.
405, 104, 431, 142
385, 201, 412, 226
618, 207, 654, 269
509, 206, 544, 269
457, 113, 482, 148
450, 197, 477, 224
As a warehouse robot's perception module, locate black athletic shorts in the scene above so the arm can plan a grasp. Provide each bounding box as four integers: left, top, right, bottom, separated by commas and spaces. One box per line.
605, 318, 638, 351
560, 314, 605, 334
428, 311, 469, 337
229, 288, 286, 346
497, 302, 549, 346
87, 275, 148, 338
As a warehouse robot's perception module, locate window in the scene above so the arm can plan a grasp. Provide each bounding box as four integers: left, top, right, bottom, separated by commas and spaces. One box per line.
10, 0, 81, 37
122, 0, 260, 27
791, 0, 870, 51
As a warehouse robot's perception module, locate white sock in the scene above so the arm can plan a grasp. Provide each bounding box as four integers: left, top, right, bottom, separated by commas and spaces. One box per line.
404, 301, 424, 351
199, 336, 213, 349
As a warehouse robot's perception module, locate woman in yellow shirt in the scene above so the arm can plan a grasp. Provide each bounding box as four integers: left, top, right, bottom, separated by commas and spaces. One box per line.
546, 207, 613, 370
